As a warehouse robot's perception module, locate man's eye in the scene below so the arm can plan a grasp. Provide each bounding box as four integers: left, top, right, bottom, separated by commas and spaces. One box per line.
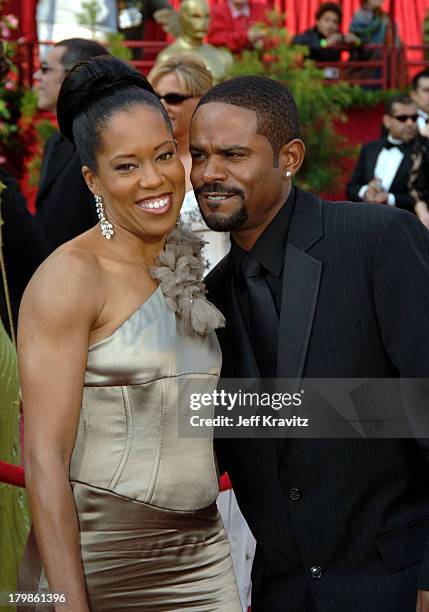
191, 152, 206, 160
226, 151, 243, 158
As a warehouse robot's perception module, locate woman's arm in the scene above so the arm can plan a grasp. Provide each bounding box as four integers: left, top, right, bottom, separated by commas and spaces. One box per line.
18, 247, 103, 611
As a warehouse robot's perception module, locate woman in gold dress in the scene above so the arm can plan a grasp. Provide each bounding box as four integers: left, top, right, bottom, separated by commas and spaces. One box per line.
18, 55, 240, 611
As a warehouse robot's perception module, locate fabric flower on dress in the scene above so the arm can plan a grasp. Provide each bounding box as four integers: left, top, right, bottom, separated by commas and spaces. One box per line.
151, 225, 225, 336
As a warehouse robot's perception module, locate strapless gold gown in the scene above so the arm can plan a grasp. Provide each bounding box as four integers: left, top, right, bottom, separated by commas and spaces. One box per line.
20, 287, 241, 611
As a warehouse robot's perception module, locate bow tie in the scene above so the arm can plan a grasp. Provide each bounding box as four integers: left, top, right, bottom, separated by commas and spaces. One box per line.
384, 140, 410, 152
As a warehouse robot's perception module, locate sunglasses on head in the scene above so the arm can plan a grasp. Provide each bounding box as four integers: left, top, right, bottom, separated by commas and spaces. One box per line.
156, 92, 195, 105
390, 113, 419, 123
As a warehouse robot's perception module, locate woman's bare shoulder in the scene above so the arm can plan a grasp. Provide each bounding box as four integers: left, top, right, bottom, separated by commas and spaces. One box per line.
20, 241, 104, 330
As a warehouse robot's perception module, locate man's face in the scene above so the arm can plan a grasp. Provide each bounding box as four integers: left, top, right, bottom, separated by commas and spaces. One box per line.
190, 102, 287, 238
383, 102, 418, 142
411, 76, 429, 115
316, 11, 340, 38
33, 46, 67, 113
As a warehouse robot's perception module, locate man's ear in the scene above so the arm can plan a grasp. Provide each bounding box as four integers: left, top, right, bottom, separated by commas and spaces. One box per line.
82, 166, 99, 197
279, 138, 306, 179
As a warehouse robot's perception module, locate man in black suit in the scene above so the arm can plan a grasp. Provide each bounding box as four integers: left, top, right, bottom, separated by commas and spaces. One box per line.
189, 76, 429, 612
346, 94, 419, 212
34, 38, 107, 252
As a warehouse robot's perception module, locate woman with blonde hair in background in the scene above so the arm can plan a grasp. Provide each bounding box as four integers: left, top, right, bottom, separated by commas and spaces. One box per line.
149, 55, 230, 271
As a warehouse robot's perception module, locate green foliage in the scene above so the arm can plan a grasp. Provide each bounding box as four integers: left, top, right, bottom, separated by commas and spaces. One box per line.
19, 89, 38, 119
77, 0, 102, 37
0, 7, 20, 151
228, 43, 345, 191
227, 21, 395, 193
105, 32, 132, 62
35, 119, 57, 143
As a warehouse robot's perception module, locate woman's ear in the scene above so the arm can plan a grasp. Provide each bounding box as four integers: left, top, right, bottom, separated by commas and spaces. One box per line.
82, 166, 99, 196
279, 139, 306, 180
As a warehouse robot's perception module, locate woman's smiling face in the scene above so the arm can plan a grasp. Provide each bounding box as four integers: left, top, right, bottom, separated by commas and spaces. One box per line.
83, 103, 185, 243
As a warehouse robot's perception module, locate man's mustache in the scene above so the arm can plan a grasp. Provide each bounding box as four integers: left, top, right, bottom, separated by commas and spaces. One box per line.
194, 183, 245, 200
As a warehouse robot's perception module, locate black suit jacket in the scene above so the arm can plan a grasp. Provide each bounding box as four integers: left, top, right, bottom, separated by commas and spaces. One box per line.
346, 138, 416, 211
0, 167, 49, 335
36, 134, 98, 253
206, 188, 429, 612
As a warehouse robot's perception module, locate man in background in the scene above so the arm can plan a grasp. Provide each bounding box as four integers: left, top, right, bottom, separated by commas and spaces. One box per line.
207, 0, 269, 53
411, 69, 429, 139
346, 94, 419, 212
34, 38, 107, 252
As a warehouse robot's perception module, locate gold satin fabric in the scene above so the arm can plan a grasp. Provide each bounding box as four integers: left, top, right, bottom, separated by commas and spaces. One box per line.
20, 287, 241, 610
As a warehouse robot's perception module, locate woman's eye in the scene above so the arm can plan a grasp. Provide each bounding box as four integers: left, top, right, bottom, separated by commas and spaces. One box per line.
157, 151, 175, 162
116, 163, 137, 171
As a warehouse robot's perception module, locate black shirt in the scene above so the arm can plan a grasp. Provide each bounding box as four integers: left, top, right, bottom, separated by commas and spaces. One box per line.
230, 186, 296, 325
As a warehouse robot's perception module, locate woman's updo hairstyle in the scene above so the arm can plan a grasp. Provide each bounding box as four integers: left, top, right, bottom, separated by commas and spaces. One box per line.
57, 55, 172, 170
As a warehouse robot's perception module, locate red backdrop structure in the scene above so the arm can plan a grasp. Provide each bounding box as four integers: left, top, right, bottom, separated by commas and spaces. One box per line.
2, 0, 429, 52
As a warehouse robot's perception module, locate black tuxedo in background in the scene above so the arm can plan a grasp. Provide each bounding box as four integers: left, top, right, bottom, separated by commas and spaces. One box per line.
0, 167, 49, 335
206, 188, 429, 612
346, 138, 416, 211
36, 133, 98, 253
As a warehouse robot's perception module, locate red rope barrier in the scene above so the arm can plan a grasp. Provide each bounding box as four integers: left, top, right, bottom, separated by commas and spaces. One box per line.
0, 461, 232, 492
0, 461, 25, 488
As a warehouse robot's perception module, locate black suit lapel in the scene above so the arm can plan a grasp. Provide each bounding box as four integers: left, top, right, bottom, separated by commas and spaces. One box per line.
277, 243, 322, 380
37, 137, 76, 201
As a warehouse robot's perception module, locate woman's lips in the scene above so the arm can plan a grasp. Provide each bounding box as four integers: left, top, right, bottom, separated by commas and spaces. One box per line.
135, 193, 173, 215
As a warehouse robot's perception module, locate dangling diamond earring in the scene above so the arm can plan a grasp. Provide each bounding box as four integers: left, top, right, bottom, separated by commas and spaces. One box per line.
94, 194, 114, 240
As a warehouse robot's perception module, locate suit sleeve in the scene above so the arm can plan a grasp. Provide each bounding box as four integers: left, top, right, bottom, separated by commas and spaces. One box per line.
207, 7, 250, 52
372, 210, 429, 587
373, 209, 429, 375
346, 146, 369, 201
0, 170, 49, 329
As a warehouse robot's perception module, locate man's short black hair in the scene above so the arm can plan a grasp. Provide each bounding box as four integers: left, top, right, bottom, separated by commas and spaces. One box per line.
411, 69, 429, 91
196, 76, 300, 164
385, 94, 416, 115
316, 2, 342, 22
55, 38, 108, 72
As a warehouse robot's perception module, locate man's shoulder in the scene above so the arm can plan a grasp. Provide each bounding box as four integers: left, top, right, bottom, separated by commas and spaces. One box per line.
359, 138, 385, 153
320, 197, 414, 233
205, 253, 230, 295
